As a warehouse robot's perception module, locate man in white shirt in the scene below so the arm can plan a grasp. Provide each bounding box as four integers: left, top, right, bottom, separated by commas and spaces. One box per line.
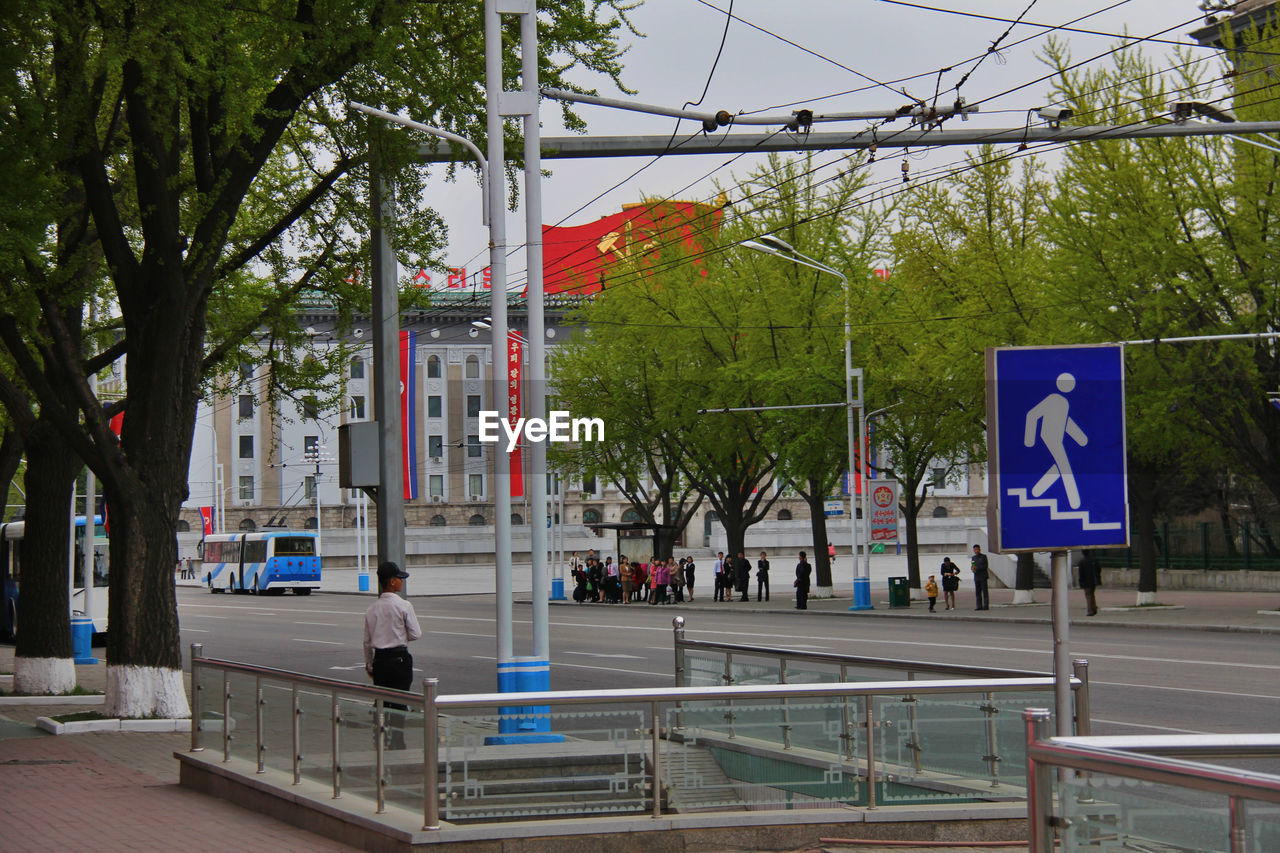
363, 561, 422, 748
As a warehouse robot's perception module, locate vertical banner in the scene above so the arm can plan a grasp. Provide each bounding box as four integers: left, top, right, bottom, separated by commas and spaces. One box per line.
507, 332, 525, 499
103, 410, 124, 533
198, 506, 214, 537
869, 479, 900, 542
840, 430, 872, 496
400, 330, 419, 500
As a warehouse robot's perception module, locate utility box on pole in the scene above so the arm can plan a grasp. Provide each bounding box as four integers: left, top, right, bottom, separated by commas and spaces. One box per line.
338, 421, 380, 490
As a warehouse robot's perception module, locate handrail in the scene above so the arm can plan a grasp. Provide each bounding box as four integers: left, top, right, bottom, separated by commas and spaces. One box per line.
1063, 733, 1280, 759
677, 636, 1051, 681
1027, 738, 1280, 803
193, 655, 421, 707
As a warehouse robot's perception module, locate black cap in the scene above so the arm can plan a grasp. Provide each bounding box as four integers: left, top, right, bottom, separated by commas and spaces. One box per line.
377, 561, 409, 584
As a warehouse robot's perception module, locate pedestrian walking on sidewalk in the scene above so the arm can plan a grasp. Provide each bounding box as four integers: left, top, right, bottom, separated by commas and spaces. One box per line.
970, 545, 990, 611
363, 561, 422, 749
940, 557, 959, 610
794, 551, 811, 610
1079, 550, 1102, 616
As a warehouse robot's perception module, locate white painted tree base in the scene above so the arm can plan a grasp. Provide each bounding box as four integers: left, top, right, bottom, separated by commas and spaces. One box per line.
812, 586, 834, 599
1135, 591, 1157, 606
1011, 589, 1037, 605
13, 657, 76, 695
105, 664, 190, 719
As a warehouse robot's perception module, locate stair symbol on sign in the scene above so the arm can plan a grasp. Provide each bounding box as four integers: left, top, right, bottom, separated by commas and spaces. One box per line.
1006, 488, 1122, 531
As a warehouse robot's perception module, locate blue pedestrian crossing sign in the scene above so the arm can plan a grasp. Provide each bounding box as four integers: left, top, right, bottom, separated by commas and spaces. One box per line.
986, 344, 1128, 552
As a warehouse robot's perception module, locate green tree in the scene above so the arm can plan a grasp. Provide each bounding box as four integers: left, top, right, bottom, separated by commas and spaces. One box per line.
0, 0, 635, 716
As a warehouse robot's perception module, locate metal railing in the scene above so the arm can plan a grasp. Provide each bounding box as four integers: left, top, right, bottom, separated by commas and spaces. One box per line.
1024, 709, 1280, 853
189, 644, 1079, 830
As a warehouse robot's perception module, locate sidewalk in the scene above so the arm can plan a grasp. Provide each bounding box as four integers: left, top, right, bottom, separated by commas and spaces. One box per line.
3, 585, 1275, 851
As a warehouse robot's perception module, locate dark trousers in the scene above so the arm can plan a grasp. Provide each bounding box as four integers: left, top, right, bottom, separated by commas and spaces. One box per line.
1083, 586, 1098, 616
714, 576, 725, 601
974, 576, 989, 610
757, 575, 769, 601
796, 584, 808, 609
372, 646, 413, 749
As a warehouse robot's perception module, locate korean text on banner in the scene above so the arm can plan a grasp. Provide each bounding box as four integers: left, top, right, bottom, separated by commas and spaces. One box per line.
508, 333, 524, 499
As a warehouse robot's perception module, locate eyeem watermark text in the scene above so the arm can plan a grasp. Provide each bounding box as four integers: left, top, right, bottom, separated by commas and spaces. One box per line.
478, 410, 605, 452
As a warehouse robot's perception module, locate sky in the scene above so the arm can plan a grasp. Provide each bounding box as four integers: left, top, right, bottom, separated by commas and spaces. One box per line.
403, 1, 1226, 287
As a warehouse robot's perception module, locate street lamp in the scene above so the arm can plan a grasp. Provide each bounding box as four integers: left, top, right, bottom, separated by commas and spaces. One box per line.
742, 236, 873, 610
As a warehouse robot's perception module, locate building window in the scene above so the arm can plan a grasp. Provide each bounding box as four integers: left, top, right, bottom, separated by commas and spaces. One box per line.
304, 516, 318, 529
931, 467, 947, 489
777, 509, 792, 521
465, 355, 479, 379
239, 518, 256, 531
468, 473, 483, 497
302, 396, 319, 420
176, 519, 190, 532
547, 473, 558, 495
238, 435, 254, 459
349, 396, 365, 420
511, 513, 524, 525
429, 474, 443, 497
239, 362, 254, 381
430, 515, 447, 527
428, 395, 442, 418
304, 435, 319, 455
427, 355, 441, 378
469, 513, 486, 526
466, 394, 482, 418
238, 394, 254, 419
467, 435, 481, 458
238, 476, 255, 501
304, 476, 316, 500
582, 508, 601, 525
621, 509, 642, 523
582, 476, 596, 495
349, 356, 364, 379
932, 505, 949, 518
428, 435, 442, 458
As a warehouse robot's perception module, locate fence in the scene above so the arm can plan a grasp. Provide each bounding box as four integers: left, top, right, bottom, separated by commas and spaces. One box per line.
1100, 521, 1280, 571
188, 641, 1082, 831
1024, 711, 1280, 852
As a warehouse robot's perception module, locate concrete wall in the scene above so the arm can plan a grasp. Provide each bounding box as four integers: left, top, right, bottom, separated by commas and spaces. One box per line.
1104, 568, 1280, 592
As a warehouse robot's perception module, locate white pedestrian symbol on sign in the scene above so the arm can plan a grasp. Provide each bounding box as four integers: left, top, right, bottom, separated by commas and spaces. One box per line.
1024, 372, 1087, 509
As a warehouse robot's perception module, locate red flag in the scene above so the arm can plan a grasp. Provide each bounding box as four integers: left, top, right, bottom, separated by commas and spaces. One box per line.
198, 506, 214, 537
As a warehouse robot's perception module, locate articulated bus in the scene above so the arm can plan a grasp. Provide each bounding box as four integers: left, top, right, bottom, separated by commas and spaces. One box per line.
200, 530, 321, 595
0, 516, 110, 641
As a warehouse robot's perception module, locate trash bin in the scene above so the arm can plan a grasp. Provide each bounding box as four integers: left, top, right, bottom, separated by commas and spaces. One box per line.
71, 615, 98, 664
888, 576, 910, 608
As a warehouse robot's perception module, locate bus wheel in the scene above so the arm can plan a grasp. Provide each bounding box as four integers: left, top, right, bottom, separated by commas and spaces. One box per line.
292, 588, 312, 596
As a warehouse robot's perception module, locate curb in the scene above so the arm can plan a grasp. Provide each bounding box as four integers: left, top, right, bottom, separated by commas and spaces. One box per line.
35, 715, 192, 735
0, 693, 106, 707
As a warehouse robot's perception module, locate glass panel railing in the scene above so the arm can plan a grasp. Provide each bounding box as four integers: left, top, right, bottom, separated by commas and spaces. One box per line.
437, 705, 649, 822
259, 680, 296, 776
335, 694, 380, 803
192, 664, 222, 752
382, 701, 426, 815
225, 671, 257, 765
295, 687, 335, 791
1246, 798, 1280, 853
668, 697, 863, 809
1057, 774, 1231, 853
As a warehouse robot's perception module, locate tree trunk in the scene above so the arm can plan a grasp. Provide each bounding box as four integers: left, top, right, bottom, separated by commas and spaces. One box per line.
902, 482, 922, 590
804, 485, 834, 595
1013, 552, 1037, 604
13, 418, 80, 695
1130, 466, 1159, 605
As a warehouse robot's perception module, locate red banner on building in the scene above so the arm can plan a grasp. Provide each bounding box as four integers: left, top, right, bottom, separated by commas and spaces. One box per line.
541, 200, 723, 295
507, 332, 524, 499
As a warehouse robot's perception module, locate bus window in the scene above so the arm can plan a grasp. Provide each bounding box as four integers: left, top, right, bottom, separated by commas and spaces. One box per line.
243, 540, 267, 563
273, 536, 316, 556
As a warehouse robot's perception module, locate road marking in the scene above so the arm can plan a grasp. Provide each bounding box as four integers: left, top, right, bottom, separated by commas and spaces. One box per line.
329, 664, 367, 671
1092, 718, 1204, 734
294, 638, 344, 645
564, 651, 645, 660
182, 628, 209, 633
428, 631, 491, 638
295, 621, 339, 627
181, 614, 229, 619
470, 655, 666, 678
1077, 651, 1280, 671
1093, 680, 1280, 701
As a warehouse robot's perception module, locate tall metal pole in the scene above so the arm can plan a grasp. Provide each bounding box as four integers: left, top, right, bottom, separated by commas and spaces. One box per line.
485, 0, 513, 668
521, 6, 550, 664
369, 132, 406, 576
860, 370, 872, 605
1051, 550, 1072, 736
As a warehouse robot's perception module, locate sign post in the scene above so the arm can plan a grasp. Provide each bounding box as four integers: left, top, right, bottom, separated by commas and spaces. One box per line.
987, 344, 1128, 737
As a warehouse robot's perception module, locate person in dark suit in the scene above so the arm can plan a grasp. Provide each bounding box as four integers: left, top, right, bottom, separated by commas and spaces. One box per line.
1078, 550, 1102, 616
734, 551, 751, 601
756, 551, 770, 601
970, 544, 990, 610
794, 551, 812, 610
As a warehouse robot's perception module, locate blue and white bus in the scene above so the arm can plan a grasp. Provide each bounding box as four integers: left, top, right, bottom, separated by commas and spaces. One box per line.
200, 530, 321, 595
1, 516, 110, 640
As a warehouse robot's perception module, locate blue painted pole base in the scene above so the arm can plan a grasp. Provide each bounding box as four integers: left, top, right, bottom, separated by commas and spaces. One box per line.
550, 577, 566, 601
357, 572, 370, 592
71, 616, 98, 665
486, 657, 565, 745
848, 577, 873, 611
